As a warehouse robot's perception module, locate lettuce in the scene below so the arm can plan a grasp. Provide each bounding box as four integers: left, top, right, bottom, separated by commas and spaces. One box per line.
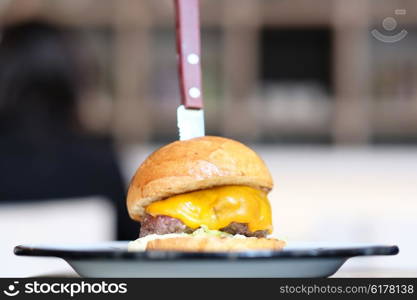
191, 225, 232, 238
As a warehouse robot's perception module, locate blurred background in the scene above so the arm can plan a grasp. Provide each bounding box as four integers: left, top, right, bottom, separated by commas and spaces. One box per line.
0, 0, 416, 277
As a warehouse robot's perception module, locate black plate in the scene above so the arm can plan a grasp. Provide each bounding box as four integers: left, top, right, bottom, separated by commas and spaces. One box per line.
14, 242, 399, 261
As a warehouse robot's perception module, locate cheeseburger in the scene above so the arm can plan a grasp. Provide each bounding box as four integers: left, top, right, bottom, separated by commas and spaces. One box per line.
127, 136, 285, 252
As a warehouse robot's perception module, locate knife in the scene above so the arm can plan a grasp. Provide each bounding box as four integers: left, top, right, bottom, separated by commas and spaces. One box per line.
174, 0, 205, 141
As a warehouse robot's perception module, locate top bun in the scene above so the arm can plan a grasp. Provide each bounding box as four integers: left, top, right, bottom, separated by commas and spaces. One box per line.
127, 136, 273, 222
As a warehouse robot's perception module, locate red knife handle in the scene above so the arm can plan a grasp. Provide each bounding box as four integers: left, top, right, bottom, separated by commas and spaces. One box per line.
174, 0, 203, 109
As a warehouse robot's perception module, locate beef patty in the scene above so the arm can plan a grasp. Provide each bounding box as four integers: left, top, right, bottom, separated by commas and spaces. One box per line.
139, 214, 268, 238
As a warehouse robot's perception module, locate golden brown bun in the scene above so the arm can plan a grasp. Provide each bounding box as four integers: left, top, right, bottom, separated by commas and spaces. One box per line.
146, 236, 286, 252
127, 136, 273, 221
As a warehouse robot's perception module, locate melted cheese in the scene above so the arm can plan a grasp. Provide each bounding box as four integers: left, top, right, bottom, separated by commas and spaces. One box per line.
145, 185, 273, 233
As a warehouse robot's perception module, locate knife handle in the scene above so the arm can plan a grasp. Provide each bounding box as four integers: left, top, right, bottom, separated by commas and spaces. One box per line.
174, 0, 203, 109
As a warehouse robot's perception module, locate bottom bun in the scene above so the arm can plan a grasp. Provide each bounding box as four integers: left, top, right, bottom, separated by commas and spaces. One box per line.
146, 236, 286, 252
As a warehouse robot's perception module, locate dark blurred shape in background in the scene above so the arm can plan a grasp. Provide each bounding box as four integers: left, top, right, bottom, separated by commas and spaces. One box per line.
0, 21, 137, 240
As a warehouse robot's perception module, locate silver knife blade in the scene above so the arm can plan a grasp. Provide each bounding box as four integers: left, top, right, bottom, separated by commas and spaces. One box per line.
177, 105, 205, 140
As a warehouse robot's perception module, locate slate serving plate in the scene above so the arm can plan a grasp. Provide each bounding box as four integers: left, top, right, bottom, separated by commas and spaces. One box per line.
14, 241, 399, 278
